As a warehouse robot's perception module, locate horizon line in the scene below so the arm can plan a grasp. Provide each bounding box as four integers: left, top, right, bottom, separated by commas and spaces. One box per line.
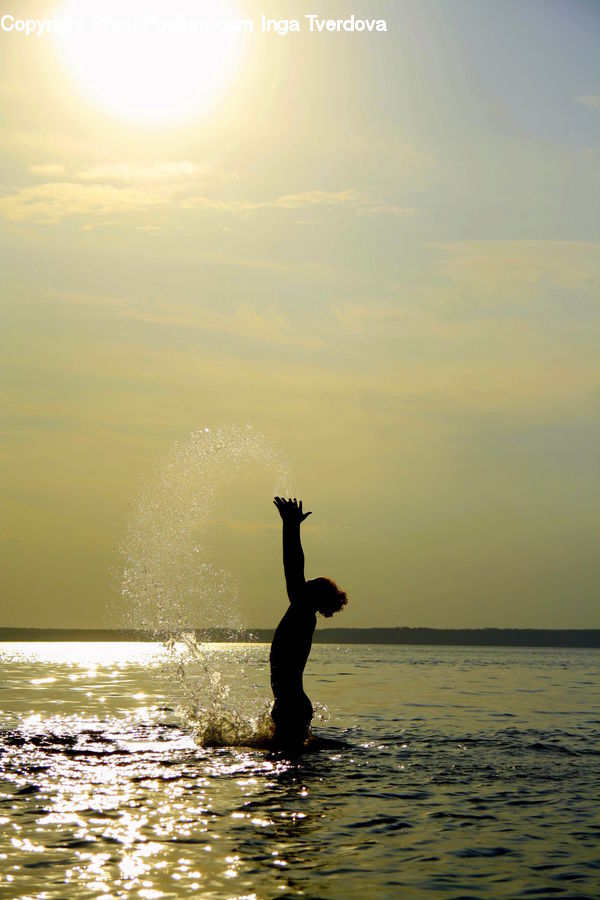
1, 626, 598, 648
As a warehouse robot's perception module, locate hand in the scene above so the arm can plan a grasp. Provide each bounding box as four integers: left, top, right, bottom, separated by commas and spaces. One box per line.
273, 497, 312, 523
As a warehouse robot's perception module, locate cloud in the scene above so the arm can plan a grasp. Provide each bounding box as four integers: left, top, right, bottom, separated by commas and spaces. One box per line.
0, 161, 413, 224
428, 240, 600, 307
36, 290, 322, 348
0, 182, 168, 223
0, 127, 103, 160
73, 160, 218, 184
274, 189, 362, 208
574, 94, 600, 109
0, 158, 233, 222
28, 163, 66, 177
182, 188, 412, 217
3, 274, 597, 444
273, 190, 413, 216
332, 301, 452, 338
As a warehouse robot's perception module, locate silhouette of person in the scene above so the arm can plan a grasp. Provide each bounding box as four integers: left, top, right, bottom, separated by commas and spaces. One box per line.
270, 497, 348, 749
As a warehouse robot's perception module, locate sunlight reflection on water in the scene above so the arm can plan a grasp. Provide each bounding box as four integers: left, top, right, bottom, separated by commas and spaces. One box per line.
0, 642, 598, 898
3, 640, 172, 666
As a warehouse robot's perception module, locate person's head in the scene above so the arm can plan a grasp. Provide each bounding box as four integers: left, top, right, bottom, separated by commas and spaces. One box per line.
305, 577, 348, 618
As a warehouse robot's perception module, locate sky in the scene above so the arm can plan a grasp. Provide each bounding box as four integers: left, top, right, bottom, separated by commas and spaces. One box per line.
1, 0, 599, 629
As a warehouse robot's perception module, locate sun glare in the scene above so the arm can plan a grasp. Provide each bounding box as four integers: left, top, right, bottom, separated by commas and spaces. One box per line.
54, 0, 246, 127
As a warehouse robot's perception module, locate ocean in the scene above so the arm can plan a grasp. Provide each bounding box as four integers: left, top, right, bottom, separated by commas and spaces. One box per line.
0, 641, 598, 899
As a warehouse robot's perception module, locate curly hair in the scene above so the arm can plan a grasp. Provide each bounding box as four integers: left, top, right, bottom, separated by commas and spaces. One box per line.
307, 577, 349, 618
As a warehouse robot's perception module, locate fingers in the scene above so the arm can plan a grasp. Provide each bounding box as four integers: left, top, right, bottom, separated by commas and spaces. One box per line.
273, 496, 310, 517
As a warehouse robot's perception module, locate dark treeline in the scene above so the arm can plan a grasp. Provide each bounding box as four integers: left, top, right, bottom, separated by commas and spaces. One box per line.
313, 628, 600, 648
0, 627, 598, 647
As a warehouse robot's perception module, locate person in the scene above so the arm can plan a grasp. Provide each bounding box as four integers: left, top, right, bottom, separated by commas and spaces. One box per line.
270, 497, 348, 749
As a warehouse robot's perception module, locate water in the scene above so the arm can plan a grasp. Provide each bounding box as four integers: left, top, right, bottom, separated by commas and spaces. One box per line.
1, 642, 598, 898
118, 423, 295, 742
120, 424, 291, 636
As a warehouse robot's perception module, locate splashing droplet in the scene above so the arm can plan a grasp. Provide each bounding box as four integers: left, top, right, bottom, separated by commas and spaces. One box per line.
120, 424, 293, 746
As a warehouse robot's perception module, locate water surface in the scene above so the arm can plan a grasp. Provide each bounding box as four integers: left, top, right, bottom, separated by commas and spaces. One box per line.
1, 642, 598, 898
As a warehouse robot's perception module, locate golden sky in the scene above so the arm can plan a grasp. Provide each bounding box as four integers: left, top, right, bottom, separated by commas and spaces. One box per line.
1, 1, 599, 629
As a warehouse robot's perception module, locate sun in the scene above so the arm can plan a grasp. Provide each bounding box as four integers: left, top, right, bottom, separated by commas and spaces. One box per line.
54, 0, 246, 127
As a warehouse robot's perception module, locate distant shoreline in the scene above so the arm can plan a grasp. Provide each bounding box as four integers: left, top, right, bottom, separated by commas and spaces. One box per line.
0, 627, 598, 648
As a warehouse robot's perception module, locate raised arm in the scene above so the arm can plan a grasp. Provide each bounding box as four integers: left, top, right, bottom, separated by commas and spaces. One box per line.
273, 497, 312, 603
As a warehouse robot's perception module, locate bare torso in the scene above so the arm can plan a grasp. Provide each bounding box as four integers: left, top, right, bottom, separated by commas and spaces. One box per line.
269, 604, 316, 698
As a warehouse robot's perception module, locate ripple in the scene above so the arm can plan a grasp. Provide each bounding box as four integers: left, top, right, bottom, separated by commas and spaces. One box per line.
0, 643, 598, 898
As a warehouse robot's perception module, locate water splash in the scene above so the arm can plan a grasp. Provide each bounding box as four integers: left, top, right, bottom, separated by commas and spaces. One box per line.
177, 633, 275, 748
121, 423, 291, 635
120, 424, 293, 746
